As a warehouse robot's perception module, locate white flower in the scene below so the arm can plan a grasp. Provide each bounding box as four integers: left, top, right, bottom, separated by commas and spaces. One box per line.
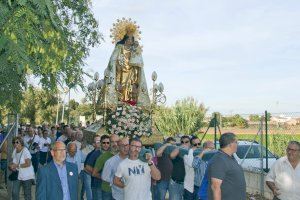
112, 115, 115, 118
118, 122, 122, 126
107, 120, 111, 125
116, 112, 120, 116
112, 125, 116, 129
122, 111, 126, 115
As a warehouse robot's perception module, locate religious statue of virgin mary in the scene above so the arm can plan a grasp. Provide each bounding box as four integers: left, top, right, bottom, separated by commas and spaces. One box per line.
103, 18, 150, 110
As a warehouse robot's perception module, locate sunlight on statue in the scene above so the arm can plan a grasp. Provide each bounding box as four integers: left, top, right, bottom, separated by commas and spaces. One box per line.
104, 18, 150, 109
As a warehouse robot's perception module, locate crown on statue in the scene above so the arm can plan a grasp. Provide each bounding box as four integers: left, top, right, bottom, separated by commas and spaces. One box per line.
110, 18, 142, 44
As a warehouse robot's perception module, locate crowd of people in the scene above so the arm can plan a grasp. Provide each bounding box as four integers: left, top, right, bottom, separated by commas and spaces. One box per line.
0, 123, 299, 200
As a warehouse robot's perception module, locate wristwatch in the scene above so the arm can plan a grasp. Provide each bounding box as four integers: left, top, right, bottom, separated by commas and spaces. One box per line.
148, 161, 154, 166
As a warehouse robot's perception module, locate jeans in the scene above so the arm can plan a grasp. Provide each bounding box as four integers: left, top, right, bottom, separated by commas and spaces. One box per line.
183, 189, 194, 200
0, 159, 7, 185
102, 190, 113, 200
81, 171, 93, 200
169, 179, 184, 200
92, 186, 102, 200
156, 180, 170, 200
31, 153, 39, 173
193, 185, 199, 200
12, 179, 32, 200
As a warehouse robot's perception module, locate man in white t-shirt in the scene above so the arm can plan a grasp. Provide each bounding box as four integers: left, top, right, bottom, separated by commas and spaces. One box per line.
23, 127, 40, 173
38, 129, 52, 165
114, 138, 161, 200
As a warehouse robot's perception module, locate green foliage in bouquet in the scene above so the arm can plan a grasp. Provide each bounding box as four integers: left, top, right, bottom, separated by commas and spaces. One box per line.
105, 104, 152, 137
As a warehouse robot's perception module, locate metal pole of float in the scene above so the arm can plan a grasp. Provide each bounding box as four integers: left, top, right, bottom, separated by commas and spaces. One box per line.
260, 115, 264, 198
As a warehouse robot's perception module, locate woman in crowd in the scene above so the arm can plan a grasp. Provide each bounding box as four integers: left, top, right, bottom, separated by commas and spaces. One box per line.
9, 136, 35, 200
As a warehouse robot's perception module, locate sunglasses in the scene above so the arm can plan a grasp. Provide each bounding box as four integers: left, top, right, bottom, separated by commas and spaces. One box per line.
193, 143, 201, 146
131, 145, 142, 150
12, 141, 20, 144
102, 142, 110, 144
181, 140, 190, 144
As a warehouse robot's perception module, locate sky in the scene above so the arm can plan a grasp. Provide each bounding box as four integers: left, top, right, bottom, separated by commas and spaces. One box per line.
70, 0, 300, 115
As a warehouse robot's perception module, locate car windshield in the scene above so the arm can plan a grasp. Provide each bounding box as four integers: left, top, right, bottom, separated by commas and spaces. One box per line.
236, 145, 276, 159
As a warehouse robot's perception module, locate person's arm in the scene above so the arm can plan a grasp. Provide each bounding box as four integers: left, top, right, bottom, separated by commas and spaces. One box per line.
265, 162, 280, 197
211, 177, 222, 200
170, 148, 179, 159
266, 181, 280, 197
156, 143, 171, 157
184, 149, 194, 167
113, 176, 125, 188
84, 165, 94, 174
92, 155, 105, 179
19, 158, 31, 168
149, 164, 161, 180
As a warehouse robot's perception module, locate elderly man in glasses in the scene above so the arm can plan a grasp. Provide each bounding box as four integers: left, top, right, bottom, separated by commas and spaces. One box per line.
266, 141, 300, 200
36, 141, 78, 200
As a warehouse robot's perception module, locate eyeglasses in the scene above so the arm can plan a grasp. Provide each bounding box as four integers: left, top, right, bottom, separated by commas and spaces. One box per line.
54, 148, 66, 152
181, 140, 190, 144
12, 141, 20, 144
287, 148, 300, 152
102, 142, 110, 145
131, 145, 142, 150
193, 143, 201, 147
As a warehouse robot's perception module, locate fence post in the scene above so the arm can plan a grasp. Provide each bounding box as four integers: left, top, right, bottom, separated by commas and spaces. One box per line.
265, 110, 269, 172
260, 115, 265, 198
214, 113, 217, 149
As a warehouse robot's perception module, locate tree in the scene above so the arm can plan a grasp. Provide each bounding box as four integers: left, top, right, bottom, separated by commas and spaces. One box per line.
249, 114, 261, 122
222, 114, 248, 128
0, 0, 102, 111
154, 97, 207, 136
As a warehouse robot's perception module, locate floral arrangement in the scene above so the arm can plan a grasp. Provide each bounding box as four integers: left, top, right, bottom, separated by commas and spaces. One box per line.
106, 104, 152, 137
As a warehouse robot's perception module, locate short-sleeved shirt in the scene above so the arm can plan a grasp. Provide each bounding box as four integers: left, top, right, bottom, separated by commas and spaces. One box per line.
115, 158, 152, 200
157, 153, 173, 181
171, 156, 185, 183
208, 150, 246, 200
93, 151, 114, 192
265, 156, 300, 200
85, 149, 102, 187
12, 147, 35, 181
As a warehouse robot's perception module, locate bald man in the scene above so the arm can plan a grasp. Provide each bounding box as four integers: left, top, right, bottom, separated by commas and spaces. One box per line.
36, 141, 78, 200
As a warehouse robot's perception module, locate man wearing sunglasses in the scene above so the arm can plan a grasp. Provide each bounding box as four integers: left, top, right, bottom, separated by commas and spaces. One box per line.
92, 134, 120, 200
266, 141, 300, 200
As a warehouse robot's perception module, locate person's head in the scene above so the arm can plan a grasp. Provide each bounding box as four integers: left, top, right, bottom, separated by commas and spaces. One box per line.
118, 137, 129, 157
93, 135, 101, 149
27, 127, 35, 137
42, 129, 49, 138
66, 127, 73, 138
101, 135, 110, 151
129, 138, 142, 159
286, 141, 300, 162
180, 135, 191, 148
191, 136, 201, 148
110, 134, 120, 153
117, 35, 134, 46
165, 137, 176, 145
219, 132, 238, 154
203, 140, 215, 150
51, 126, 57, 135
51, 141, 66, 164
67, 142, 77, 158
76, 130, 83, 142
12, 136, 24, 152
37, 126, 43, 136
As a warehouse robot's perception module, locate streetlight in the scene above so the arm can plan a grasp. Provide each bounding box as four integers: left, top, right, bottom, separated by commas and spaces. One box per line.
88, 72, 104, 122
151, 71, 166, 106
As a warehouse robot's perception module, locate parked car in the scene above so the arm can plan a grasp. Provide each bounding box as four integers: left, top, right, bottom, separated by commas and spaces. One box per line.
234, 141, 277, 170
204, 140, 277, 170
